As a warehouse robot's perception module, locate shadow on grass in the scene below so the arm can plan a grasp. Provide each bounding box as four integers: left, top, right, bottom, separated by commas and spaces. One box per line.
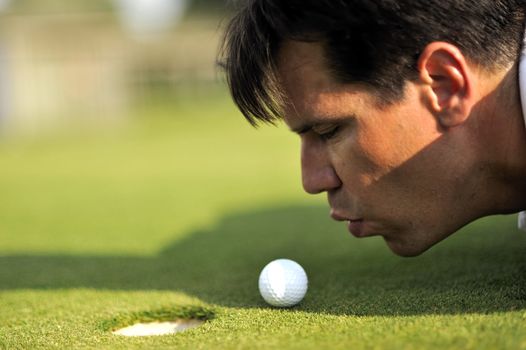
1, 205, 525, 316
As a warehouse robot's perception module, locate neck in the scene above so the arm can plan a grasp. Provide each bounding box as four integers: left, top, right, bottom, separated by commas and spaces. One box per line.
479, 63, 526, 214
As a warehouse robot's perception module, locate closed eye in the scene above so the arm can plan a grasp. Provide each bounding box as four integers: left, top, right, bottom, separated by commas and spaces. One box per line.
313, 125, 340, 141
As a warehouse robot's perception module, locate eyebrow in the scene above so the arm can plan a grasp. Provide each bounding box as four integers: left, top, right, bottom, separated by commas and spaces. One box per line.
289, 115, 356, 135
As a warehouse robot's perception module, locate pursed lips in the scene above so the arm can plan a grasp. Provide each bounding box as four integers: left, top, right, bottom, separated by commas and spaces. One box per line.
330, 210, 362, 222
330, 210, 368, 237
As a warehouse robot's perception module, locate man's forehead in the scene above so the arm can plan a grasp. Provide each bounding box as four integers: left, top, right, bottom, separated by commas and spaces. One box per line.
276, 40, 375, 134
277, 40, 327, 73
283, 93, 361, 134
276, 41, 338, 127
277, 41, 332, 96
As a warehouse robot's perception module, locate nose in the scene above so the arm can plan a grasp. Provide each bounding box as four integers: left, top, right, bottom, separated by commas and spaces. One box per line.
301, 138, 342, 194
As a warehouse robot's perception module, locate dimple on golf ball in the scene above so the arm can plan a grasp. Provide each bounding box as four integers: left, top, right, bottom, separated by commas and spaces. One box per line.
258, 259, 308, 307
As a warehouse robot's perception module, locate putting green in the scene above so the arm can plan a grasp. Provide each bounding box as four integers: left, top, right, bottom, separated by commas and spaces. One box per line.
0, 88, 525, 349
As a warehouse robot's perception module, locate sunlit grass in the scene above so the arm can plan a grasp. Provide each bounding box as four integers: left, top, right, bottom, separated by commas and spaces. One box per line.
0, 87, 525, 349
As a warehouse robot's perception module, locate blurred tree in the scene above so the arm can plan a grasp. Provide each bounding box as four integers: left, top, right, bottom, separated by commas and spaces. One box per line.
189, 0, 229, 14
9, 0, 112, 13
114, 0, 189, 36
8, 0, 230, 15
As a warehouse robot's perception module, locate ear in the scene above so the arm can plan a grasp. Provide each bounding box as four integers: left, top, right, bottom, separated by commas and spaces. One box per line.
417, 42, 475, 128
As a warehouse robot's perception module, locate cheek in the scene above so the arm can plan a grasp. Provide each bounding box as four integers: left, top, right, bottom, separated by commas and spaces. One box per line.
333, 126, 411, 186
331, 114, 437, 192
358, 110, 439, 176
329, 137, 392, 191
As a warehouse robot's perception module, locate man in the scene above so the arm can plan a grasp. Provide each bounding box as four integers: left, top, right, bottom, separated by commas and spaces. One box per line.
219, 0, 526, 256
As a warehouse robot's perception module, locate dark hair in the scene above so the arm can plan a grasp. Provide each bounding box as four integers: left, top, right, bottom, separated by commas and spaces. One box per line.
219, 0, 526, 126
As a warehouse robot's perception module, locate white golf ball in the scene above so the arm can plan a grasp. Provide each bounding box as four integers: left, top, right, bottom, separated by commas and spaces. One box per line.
258, 259, 308, 307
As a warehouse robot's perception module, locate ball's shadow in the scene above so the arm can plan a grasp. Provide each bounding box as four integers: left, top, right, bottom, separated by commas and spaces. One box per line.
1, 205, 525, 316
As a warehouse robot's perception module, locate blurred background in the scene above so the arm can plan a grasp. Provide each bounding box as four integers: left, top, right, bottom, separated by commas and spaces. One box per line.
0, 0, 228, 135
0, 0, 307, 256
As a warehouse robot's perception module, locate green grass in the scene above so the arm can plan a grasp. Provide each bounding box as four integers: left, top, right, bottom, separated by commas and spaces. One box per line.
0, 88, 525, 349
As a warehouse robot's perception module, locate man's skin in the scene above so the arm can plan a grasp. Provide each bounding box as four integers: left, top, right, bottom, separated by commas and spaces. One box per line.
277, 40, 526, 256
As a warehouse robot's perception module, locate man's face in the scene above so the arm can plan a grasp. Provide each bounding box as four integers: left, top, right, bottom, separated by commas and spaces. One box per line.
277, 41, 477, 256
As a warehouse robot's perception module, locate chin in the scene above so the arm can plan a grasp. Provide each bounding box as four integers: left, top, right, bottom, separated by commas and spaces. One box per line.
383, 237, 432, 257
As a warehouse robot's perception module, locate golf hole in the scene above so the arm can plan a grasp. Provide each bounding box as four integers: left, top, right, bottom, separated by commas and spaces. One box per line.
103, 305, 214, 337
113, 319, 204, 337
